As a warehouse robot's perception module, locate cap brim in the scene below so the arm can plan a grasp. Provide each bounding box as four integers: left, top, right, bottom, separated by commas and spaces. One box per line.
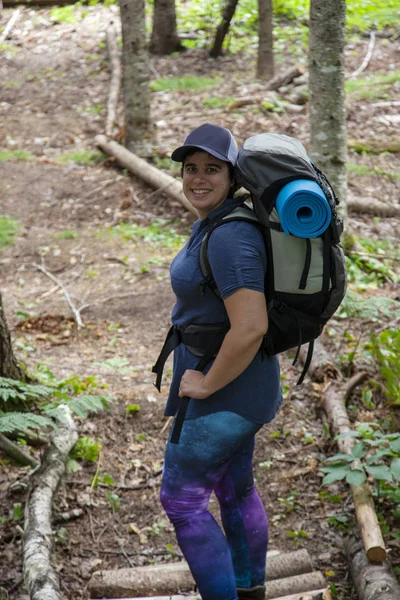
171, 144, 229, 163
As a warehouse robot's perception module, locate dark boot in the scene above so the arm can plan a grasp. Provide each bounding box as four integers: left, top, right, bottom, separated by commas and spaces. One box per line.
236, 585, 265, 600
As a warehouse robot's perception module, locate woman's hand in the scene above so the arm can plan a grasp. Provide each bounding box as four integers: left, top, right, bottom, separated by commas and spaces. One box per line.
178, 370, 212, 400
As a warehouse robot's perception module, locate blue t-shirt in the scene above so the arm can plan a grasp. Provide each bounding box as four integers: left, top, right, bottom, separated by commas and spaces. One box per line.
165, 196, 282, 424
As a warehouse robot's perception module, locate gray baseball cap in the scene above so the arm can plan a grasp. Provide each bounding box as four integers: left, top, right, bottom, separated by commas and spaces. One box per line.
171, 123, 238, 165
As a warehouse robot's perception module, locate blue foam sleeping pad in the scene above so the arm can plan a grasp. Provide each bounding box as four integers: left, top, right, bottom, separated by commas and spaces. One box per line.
275, 179, 331, 238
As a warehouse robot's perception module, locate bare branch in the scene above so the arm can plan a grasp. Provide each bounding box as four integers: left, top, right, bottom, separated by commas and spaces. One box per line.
348, 32, 376, 79
32, 262, 88, 329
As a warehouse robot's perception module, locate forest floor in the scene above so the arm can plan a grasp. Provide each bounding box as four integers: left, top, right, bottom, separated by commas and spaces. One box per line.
0, 5, 400, 600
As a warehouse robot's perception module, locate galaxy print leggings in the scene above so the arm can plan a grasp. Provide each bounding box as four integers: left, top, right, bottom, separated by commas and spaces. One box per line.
160, 411, 268, 600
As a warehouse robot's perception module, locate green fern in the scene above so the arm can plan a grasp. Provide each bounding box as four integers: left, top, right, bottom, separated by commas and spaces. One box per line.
0, 411, 54, 434
42, 394, 112, 419
0, 377, 53, 406
0, 371, 112, 437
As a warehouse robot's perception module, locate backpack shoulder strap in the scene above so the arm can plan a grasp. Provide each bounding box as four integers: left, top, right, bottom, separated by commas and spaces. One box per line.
199, 206, 260, 292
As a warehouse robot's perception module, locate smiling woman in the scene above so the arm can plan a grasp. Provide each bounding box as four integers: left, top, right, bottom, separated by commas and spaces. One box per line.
181, 152, 232, 218
152, 124, 283, 600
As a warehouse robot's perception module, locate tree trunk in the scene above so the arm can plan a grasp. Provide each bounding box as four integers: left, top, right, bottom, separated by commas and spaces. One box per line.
308, 0, 347, 224
120, 0, 151, 152
150, 0, 183, 55
209, 0, 240, 59
0, 292, 24, 379
257, 0, 274, 80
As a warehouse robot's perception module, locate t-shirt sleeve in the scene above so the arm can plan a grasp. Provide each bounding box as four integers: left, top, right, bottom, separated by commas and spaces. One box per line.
207, 221, 267, 300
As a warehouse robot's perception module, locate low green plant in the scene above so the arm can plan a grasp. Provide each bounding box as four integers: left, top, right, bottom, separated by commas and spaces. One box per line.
202, 96, 234, 109
12, 503, 22, 521
54, 230, 79, 240
0, 217, 19, 250
0, 41, 20, 56
365, 328, 400, 406
347, 162, 400, 182
345, 253, 396, 289
143, 518, 167, 536
91, 472, 115, 487
107, 492, 120, 512
278, 491, 300, 513
50, 5, 78, 24
105, 220, 187, 249
321, 423, 400, 491
71, 436, 101, 462
87, 103, 104, 115
57, 150, 106, 165
346, 72, 400, 102
285, 529, 308, 544
0, 149, 32, 162
338, 290, 400, 321
326, 514, 350, 531
150, 76, 221, 93
94, 356, 133, 376
126, 404, 141, 415
153, 157, 180, 173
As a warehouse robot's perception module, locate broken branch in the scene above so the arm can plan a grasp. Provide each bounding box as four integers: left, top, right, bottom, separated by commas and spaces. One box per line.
32, 262, 88, 329
266, 64, 305, 91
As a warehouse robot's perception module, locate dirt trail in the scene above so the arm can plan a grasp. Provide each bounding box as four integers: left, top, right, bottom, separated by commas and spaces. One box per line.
1, 5, 399, 600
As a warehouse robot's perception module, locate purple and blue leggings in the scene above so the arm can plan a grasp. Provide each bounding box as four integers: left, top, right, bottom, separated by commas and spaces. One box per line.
160, 411, 268, 600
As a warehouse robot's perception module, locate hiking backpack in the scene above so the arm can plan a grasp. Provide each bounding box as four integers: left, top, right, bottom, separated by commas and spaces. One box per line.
199, 133, 347, 382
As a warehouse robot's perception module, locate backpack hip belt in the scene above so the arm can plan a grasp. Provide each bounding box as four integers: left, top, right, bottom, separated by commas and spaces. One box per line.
152, 323, 228, 392
152, 323, 229, 445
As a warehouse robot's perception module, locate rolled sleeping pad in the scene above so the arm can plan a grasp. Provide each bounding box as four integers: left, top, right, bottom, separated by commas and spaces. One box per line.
275, 179, 331, 238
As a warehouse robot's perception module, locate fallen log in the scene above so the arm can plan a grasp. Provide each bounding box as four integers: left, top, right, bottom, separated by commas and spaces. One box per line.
95, 135, 198, 217
0, 431, 38, 467
23, 405, 78, 600
90, 571, 326, 600
89, 549, 316, 598
0, 6, 21, 42
266, 64, 305, 91
105, 21, 121, 138
6, 429, 47, 447
299, 340, 387, 562
227, 95, 261, 109
299, 338, 341, 383
265, 572, 326, 600
94, 591, 331, 600
347, 196, 400, 218
345, 532, 400, 600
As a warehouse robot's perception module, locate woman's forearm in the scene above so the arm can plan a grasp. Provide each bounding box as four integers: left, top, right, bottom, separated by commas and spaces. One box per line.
202, 327, 265, 395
